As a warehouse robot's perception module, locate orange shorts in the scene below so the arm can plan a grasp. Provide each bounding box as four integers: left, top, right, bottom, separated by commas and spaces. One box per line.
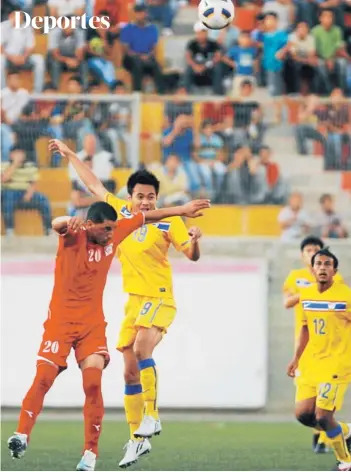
38, 320, 110, 370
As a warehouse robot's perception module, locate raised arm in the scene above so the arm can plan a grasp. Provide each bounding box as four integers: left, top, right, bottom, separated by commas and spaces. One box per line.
49, 139, 108, 200
52, 216, 84, 235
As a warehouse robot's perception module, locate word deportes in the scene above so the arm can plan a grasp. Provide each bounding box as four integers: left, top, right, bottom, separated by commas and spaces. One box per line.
14, 12, 111, 34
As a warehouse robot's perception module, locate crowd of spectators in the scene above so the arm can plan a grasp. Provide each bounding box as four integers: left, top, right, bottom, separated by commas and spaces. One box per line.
1, 0, 351, 236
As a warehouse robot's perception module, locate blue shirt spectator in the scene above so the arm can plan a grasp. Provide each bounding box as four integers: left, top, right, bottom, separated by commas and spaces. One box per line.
163, 127, 193, 163
120, 23, 158, 55
227, 46, 256, 76
198, 133, 224, 160
263, 30, 288, 71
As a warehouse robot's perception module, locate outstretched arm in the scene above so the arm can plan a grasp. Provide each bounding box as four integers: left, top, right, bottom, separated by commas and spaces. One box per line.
49, 140, 108, 200
144, 200, 210, 223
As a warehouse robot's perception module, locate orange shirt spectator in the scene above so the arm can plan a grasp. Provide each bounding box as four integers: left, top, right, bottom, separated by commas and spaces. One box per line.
202, 102, 234, 134
94, 0, 129, 26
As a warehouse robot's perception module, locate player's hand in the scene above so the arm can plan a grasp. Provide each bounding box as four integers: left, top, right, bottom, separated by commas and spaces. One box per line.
287, 358, 298, 378
48, 139, 73, 158
68, 216, 84, 232
181, 199, 210, 218
188, 226, 202, 243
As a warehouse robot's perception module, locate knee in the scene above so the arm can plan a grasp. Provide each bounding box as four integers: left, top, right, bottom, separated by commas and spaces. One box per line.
296, 411, 317, 428
315, 415, 330, 431
124, 369, 140, 385
83, 376, 101, 396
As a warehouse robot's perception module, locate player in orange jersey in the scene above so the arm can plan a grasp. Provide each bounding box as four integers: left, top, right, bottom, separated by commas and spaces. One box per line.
7, 198, 210, 471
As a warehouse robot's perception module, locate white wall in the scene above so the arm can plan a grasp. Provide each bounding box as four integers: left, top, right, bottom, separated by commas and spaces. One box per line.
1, 259, 268, 408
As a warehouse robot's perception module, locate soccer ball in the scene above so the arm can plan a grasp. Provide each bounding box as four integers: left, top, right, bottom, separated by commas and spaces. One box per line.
198, 0, 235, 30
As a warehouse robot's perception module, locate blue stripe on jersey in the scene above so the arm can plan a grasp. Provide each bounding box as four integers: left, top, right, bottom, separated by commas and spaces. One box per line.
152, 222, 171, 232
302, 301, 347, 311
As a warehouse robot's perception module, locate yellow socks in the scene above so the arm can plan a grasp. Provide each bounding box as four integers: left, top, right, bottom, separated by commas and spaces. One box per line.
124, 384, 143, 440
318, 431, 328, 445
138, 358, 159, 420
326, 423, 351, 464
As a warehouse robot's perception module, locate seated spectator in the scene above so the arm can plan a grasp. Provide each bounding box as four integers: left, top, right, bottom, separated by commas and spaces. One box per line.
164, 85, 193, 127
48, 22, 87, 90
162, 115, 201, 195
69, 156, 99, 219
86, 14, 117, 90
312, 9, 348, 95
194, 120, 226, 201
70, 134, 116, 182
295, 0, 345, 30
226, 146, 267, 204
94, 0, 128, 45
295, 94, 327, 156
48, 0, 85, 17
149, 154, 190, 206
208, 23, 240, 50
281, 22, 317, 95
222, 31, 257, 96
202, 100, 234, 146
120, 4, 164, 93
317, 193, 348, 238
1, 71, 29, 162
0, 8, 45, 93
257, 145, 287, 204
263, 12, 288, 121
278, 191, 310, 241
263, 0, 295, 32
1, 146, 52, 237
185, 23, 223, 95
145, 0, 175, 37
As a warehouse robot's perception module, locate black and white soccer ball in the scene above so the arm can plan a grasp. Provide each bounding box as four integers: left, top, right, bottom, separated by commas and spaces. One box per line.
198, 0, 235, 30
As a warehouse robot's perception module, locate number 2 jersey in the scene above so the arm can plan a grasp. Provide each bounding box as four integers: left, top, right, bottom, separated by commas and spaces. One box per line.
105, 194, 191, 299
299, 282, 351, 383
48, 213, 144, 323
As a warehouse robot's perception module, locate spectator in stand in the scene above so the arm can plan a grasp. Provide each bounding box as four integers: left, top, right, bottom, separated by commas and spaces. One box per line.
202, 100, 234, 144
222, 31, 257, 96
257, 145, 287, 204
263, 0, 295, 32
48, 22, 87, 90
278, 191, 310, 241
263, 12, 288, 121
295, 94, 328, 156
282, 22, 317, 95
0, 9, 45, 93
145, 0, 175, 37
324, 87, 351, 170
317, 193, 348, 238
48, 0, 85, 17
312, 9, 348, 94
120, 4, 164, 93
194, 120, 226, 201
86, 13, 117, 90
94, 0, 129, 45
1, 71, 29, 162
164, 85, 193, 127
148, 154, 190, 206
208, 23, 240, 51
162, 114, 201, 195
185, 23, 223, 95
295, 0, 345, 30
226, 146, 267, 204
251, 13, 266, 86
69, 156, 98, 219
1, 146, 52, 237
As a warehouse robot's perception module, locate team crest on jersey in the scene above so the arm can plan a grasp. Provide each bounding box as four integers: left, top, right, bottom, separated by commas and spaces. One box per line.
104, 244, 113, 256
296, 279, 312, 287
120, 206, 133, 219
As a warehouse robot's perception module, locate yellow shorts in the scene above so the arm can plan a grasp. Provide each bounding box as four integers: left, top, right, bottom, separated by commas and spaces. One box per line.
116, 295, 176, 351
295, 379, 349, 412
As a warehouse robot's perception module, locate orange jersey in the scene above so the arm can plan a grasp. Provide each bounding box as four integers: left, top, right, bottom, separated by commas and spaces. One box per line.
49, 213, 144, 323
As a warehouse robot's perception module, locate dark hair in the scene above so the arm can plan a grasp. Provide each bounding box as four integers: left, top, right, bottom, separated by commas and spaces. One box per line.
97, 9, 109, 16
10, 145, 25, 153
43, 82, 57, 91
300, 236, 324, 252
311, 248, 338, 269
68, 75, 82, 85
241, 30, 251, 36
259, 145, 271, 153
319, 8, 334, 16
265, 11, 278, 18
87, 202, 117, 223
319, 193, 333, 204
240, 79, 253, 88
7, 69, 20, 76
256, 13, 265, 21
201, 119, 213, 129
113, 80, 126, 89
89, 79, 101, 89
127, 170, 160, 196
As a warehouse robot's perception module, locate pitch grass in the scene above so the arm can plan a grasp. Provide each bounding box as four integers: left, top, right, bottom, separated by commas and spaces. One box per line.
1, 421, 336, 471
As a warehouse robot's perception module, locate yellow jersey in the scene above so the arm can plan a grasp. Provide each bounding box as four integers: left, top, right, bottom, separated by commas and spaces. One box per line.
105, 193, 191, 298
299, 282, 351, 383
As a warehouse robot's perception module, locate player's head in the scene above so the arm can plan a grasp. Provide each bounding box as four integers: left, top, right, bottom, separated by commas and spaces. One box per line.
311, 248, 338, 285
238, 31, 251, 48
300, 236, 324, 267
86, 202, 118, 246
127, 169, 160, 212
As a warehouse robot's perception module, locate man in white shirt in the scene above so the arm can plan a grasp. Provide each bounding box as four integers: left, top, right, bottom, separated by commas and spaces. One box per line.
0, 9, 45, 92
278, 191, 311, 241
1, 70, 29, 162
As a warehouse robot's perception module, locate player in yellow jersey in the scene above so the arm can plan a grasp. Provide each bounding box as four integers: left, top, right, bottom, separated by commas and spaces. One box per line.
287, 248, 351, 471
283, 236, 344, 453
49, 140, 207, 468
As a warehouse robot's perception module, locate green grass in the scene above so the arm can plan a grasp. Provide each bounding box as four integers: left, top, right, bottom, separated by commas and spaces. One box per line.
1, 421, 336, 471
